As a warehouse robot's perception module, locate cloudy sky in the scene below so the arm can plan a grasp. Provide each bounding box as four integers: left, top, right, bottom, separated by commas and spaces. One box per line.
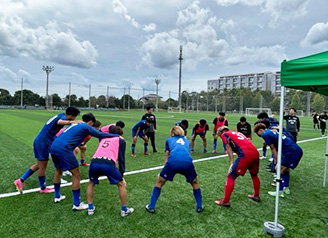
0, 0, 327, 100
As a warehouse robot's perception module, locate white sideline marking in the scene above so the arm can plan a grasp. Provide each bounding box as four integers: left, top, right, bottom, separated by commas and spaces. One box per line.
0, 136, 325, 199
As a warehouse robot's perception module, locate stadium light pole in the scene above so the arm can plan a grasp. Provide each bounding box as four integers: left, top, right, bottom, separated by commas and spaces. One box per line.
42, 65, 54, 109
20, 78, 23, 108
155, 79, 161, 112
178, 45, 183, 113
68, 82, 71, 107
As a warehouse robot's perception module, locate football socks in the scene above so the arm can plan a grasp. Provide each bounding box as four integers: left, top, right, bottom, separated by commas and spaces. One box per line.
144, 143, 148, 152
193, 188, 202, 209
131, 144, 136, 154
251, 175, 260, 197
21, 168, 34, 182
149, 186, 161, 209
54, 183, 61, 198
39, 176, 46, 190
72, 189, 81, 206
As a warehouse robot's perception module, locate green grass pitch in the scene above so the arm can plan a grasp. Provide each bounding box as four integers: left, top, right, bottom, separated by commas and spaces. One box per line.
0, 109, 327, 238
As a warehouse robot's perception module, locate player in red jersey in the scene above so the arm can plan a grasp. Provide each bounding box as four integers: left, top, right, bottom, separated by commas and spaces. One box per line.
190, 119, 209, 153
214, 126, 260, 207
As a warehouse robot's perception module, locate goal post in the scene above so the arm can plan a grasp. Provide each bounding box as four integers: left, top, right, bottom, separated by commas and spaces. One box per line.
245, 108, 272, 116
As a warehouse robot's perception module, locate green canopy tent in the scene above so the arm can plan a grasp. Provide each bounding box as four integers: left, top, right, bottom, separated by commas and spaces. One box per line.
263, 51, 328, 237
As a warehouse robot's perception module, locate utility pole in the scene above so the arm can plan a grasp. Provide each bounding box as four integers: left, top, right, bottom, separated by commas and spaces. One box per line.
142, 88, 145, 111
106, 86, 109, 108
88, 84, 91, 108
178, 45, 183, 113
42, 65, 54, 109
155, 79, 161, 112
20, 78, 23, 108
168, 91, 171, 112
68, 82, 71, 107
128, 86, 130, 111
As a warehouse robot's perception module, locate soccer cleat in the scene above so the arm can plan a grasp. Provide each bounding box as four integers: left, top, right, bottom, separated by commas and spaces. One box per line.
88, 207, 96, 216
268, 158, 274, 162
121, 207, 134, 217
72, 202, 88, 211
62, 171, 72, 176
60, 178, 68, 184
196, 206, 204, 213
54, 194, 66, 203
271, 182, 276, 187
144, 152, 150, 155
268, 191, 285, 198
131, 153, 136, 158
248, 194, 261, 202
212, 150, 216, 154
145, 204, 155, 214
14, 179, 24, 194
153, 150, 158, 153
39, 187, 55, 193
203, 149, 207, 153
80, 162, 90, 166
260, 156, 266, 160
283, 187, 291, 195
214, 199, 231, 208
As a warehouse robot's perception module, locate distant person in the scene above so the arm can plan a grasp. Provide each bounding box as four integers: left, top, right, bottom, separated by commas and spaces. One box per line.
319, 112, 328, 137
86, 126, 134, 217
145, 126, 203, 213
254, 123, 303, 197
50, 113, 119, 211
142, 106, 158, 153
212, 112, 228, 153
14, 107, 81, 194
100, 121, 125, 133
191, 119, 209, 153
131, 118, 152, 157
283, 108, 300, 142
311, 111, 319, 130
268, 113, 279, 128
236, 116, 252, 140
175, 119, 189, 136
214, 126, 260, 208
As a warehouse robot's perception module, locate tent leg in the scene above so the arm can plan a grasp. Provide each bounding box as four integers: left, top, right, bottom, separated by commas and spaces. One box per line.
324, 134, 328, 187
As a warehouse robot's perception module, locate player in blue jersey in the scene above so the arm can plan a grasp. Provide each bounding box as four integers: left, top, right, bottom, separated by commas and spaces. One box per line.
254, 123, 303, 197
145, 126, 203, 213
14, 107, 81, 194
50, 113, 119, 211
131, 118, 152, 157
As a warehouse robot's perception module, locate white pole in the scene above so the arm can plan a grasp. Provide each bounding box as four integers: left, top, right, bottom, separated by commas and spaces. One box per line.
323, 134, 328, 187
20, 78, 23, 107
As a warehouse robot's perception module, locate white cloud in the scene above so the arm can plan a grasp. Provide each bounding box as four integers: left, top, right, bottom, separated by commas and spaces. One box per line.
112, 0, 140, 28
143, 23, 156, 32
18, 69, 32, 83
0, 16, 98, 68
215, 0, 264, 6
301, 21, 328, 47
0, 66, 17, 81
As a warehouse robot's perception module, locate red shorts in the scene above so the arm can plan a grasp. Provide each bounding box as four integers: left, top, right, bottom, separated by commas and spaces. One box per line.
231, 150, 259, 176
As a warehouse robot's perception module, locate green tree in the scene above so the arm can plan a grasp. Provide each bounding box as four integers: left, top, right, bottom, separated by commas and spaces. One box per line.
271, 97, 280, 113
13, 90, 44, 106
97, 95, 107, 108
51, 94, 63, 107
0, 89, 13, 105
290, 91, 303, 110
312, 94, 326, 112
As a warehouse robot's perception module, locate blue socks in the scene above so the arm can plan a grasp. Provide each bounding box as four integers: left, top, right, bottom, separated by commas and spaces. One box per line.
54, 183, 61, 198
193, 188, 202, 209
21, 168, 34, 182
213, 139, 217, 150
149, 187, 161, 209
72, 189, 81, 206
263, 146, 267, 157
144, 143, 148, 152
121, 205, 128, 212
131, 144, 135, 153
279, 173, 290, 191
39, 176, 46, 190
80, 159, 85, 164
88, 203, 94, 210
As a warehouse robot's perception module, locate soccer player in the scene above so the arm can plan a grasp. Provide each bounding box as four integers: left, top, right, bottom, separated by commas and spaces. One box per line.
86, 126, 134, 217
142, 106, 157, 153
100, 121, 125, 133
175, 119, 189, 136
190, 119, 209, 153
236, 116, 252, 140
312, 111, 319, 130
145, 126, 203, 213
212, 112, 228, 153
131, 118, 152, 157
50, 113, 119, 211
319, 112, 328, 137
14, 107, 81, 194
283, 108, 300, 142
254, 123, 303, 197
214, 126, 260, 207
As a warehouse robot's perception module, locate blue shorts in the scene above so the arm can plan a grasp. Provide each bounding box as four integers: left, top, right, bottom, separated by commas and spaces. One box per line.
33, 139, 51, 161
51, 150, 79, 171
191, 131, 206, 138
282, 148, 303, 169
89, 158, 123, 185
132, 129, 145, 138
160, 161, 197, 183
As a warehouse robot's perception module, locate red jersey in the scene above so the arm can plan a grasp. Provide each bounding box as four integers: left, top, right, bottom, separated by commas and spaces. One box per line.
195, 122, 206, 134
214, 117, 227, 131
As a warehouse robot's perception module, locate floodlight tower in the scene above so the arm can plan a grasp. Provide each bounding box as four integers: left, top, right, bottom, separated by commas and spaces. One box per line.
178, 45, 183, 113
155, 79, 161, 112
42, 65, 54, 109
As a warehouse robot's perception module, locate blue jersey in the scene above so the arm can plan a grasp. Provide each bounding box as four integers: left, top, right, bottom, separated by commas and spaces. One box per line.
34, 113, 67, 144
132, 120, 149, 131
50, 123, 118, 153
165, 136, 192, 163
268, 117, 279, 127
262, 129, 300, 154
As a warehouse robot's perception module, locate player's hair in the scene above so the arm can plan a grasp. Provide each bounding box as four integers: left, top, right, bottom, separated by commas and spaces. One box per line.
199, 119, 207, 126
116, 121, 125, 129
94, 120, 102, 128
253, 123, 267, 134
146, 106, 153, 111
254, 119, 270, 129
219, 112, 225, 116
181, 119, 189, 129
218, 126, 229, 133
109, 126, 123, 135
257, 112, 269, 119
145, 118, 152, 123
290, 107, 296, 112
82, 113, 96, 123
170, 126, 184, 136
240, 116, 246, 122
65, 107, 80, 117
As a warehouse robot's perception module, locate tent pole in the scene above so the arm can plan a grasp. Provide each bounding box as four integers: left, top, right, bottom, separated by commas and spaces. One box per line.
323, 134, 328, 187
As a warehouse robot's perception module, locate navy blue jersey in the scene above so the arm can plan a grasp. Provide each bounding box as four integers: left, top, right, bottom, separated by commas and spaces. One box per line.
35, 113, 66, 144
132, 120, 149, 131
262, 129, 300, 154
165, 136, 192, 163
51, 123, 118, 152
268, 117, 279, 127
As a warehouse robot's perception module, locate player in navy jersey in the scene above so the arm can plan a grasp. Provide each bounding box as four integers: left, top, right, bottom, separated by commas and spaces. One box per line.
14, 107, 81, 194
50, 113, 119, 211
236, 116, 252, 140
190, 119, 209, 153
131, 118, 152, 157
215, 126, 260, 207
254, 123, 303, 197
145, 126, 203, 213
175, 119, 189, 136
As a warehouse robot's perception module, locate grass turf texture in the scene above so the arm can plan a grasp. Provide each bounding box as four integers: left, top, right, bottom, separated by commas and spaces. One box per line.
0, 109, 327, 238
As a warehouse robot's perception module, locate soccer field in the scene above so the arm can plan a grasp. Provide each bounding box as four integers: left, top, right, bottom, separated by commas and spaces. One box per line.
0, 109, 327, 238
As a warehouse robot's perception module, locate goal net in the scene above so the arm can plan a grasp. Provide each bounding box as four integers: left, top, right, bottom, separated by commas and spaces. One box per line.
245, 108, 272, 116
168, 107, 184, 113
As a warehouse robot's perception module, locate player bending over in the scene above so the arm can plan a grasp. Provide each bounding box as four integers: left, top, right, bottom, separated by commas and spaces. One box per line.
190, 119, 209, 153
131, 118, 152, 157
